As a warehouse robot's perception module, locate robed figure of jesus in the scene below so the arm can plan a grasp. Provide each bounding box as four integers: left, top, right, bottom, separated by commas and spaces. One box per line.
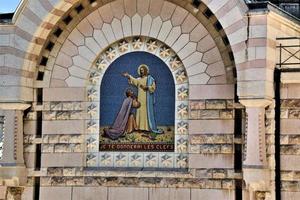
123, 64, 162, 134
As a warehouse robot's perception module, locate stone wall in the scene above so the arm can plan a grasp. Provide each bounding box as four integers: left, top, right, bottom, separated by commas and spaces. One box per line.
280, 83, 300, 199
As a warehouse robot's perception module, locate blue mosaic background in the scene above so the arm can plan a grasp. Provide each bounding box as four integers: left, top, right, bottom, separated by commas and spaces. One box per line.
100, 52, 175, 126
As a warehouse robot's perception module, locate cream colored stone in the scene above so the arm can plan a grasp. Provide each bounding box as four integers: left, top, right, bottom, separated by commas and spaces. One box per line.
42, 153, 84, 167
164, 26, 181, 47
72, 55, 91, 71
98, 4, 114, 23
102, 23, 116, 44
68, 28, 85, 46
149, 17, 163, 38
186, 62, 207, 76
72, 187, 107, 200
181, 14, 198, 34
202, 47, 222, 64
65, 76, 86, 87
141, 14, 152, 36
77, 18, 94, 37
40, 187, 72, 200
182, 51, 203, 68
93, 30, 109, 48
171, 6, 188, 26
132, 14, 142, 36
52, 65, 69, 80
197, 34, 216, 53
219, 7, 243, 29
68, 66, 89, 79
43, 120, 85, 134
124, 0, 137, 17
85, 37, 102, 55
111, 18, 124, 40
172, 34, 189, 52
191, 189, 234, 200
178, 42, 197, 59
206, 61, 225, 77
238, 81, 274, 99
149, 0, 164, 17
189, 119, 234, 134
137, 0, 149, 16
87, 9, 103, 29
189, 154, 234, 168
55, 52, 73, 68
157, 20, 172, 42
190, 23, 208, 42
149, 188, 190, 200
121, 15, 132, 37
108, 187, 148, 200
189, 73, 210, 84
227, 26, 247, 46
250, 25, 267, 38
43, 88, 85, 101
160, 1, 176, 21
111, 0, 125, 20
61, 39, 79, 57
78, 46, 96, 62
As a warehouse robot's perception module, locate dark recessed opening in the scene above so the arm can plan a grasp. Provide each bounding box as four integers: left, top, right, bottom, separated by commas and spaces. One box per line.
54, 28, 63, 37
33, 177, 40, 200
63, 15, 73, 25
40, 57, 48, 66
37, 88, 43, 105
192, 0, 201, 8
222, 36, 230, 46
75, 4, 84, 13
235, 179, 243, 200
234, 109, 243, 138
45, 41, 54, 51
36, 111, 42, 138
35, 144, 41, 170
229, 51, 234, 61
204, 8, 213, 18
214, 21, 223, 31
36, 71, 44, 81
234, 144, 242, 171
89, 0, 96, 3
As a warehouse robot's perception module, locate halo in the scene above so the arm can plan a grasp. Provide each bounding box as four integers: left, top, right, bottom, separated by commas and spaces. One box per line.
137, 64, 149, 75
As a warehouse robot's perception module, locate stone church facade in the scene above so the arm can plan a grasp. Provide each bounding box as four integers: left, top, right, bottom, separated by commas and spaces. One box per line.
0, 0, 299, 199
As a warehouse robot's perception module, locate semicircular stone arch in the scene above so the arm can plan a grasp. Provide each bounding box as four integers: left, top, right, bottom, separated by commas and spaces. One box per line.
31, 0, 237, 170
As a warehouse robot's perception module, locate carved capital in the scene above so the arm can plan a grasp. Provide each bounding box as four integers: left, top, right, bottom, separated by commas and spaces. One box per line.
240, 99, 272, 108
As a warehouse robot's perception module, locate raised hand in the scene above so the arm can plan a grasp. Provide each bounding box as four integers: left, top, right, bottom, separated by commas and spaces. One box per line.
122, 72, 129, 78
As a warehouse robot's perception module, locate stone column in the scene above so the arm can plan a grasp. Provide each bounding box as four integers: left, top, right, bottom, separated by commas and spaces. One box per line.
240, 99, 272, 200
0, 103, 31, 186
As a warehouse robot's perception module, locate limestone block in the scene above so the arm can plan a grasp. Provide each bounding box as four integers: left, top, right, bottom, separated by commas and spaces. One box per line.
52, 65, 69, 80
43, 88, 85, 101
191, 189, 234, 200
171, 6, 188, 26
190, 24, 208, 42
21, 187, 33, 200
149, 188, 190, 200
121, 15, 132, 37
181, 14, 198, 34
132, 14, 142, 36
281, 84, 300, 99
86, 9, 103, 29
111, 18, 124, 40
108, 187, 148, 200
43, 120, 85, 134
281, 155, 300, 170
160, 1, 176, 21
281, 119, 300, 135
282, 192, 300, 200
41, 153, 84, 167
189, 154, 234, 169
93, 30, 109, 49
68, 28, 85, 46
72, 187, 107, 200
189, 120, 234, 134
99, 4, 114, 23
149, 17, 162, 38
40, 187, 72, 200
190, 85, 234, 99
157, 21, 173, 42
149, 0, 164, 17
189, 73, 210, 84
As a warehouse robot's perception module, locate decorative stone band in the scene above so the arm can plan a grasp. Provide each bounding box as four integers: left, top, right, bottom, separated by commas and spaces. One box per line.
85, 36, 189, 169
